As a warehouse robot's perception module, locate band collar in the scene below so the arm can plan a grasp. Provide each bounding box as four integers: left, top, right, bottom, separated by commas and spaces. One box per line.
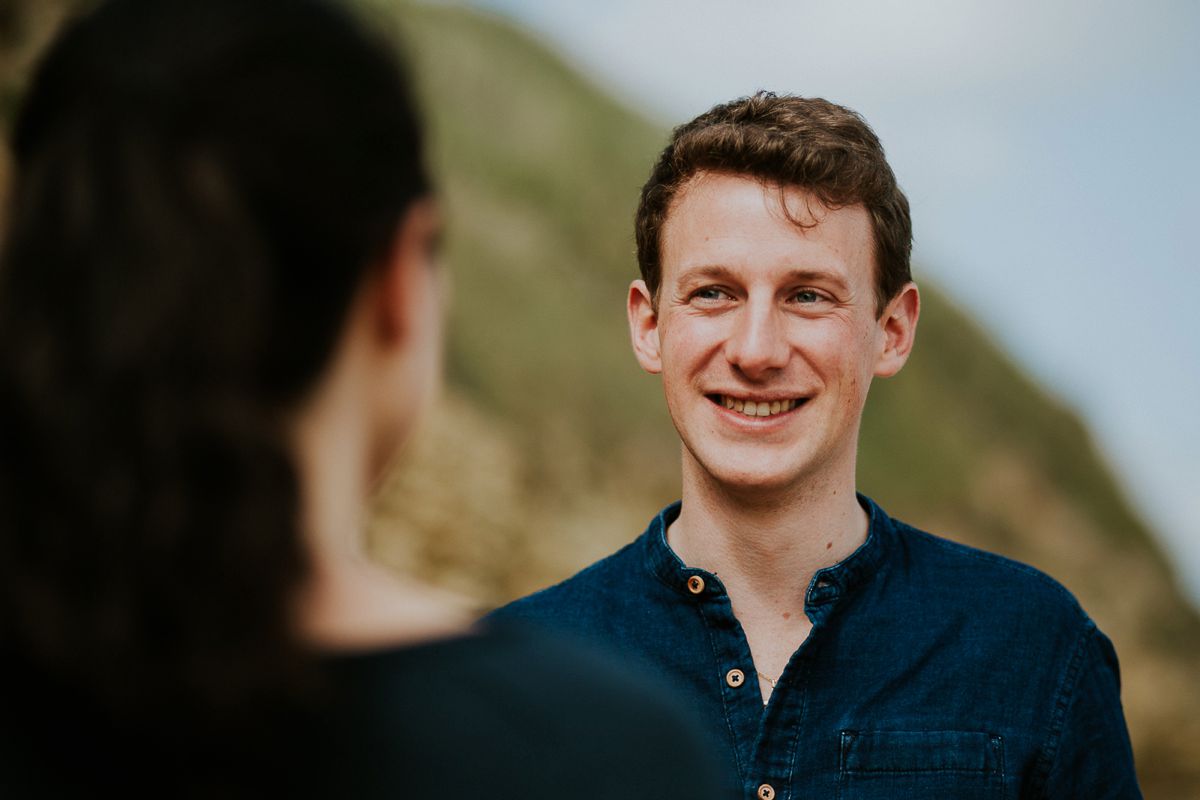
641, 494, 894, 604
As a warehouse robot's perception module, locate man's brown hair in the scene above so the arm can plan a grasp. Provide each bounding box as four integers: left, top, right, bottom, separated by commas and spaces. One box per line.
635, 92, 912, 315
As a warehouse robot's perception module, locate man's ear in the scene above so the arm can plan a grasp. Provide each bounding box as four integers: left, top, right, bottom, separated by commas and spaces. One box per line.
627, 279, 662, 374
376, 199, 440, 345
874, 281, 920, 378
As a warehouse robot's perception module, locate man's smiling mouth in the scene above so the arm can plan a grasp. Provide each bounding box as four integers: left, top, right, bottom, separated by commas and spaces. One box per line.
707, 394, 808, 418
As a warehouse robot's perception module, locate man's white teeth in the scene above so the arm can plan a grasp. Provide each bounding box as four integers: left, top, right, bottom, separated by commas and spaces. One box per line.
720, 396, 799, 417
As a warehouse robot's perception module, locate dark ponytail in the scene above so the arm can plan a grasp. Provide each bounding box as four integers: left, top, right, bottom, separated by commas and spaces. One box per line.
0, 0, 430, 722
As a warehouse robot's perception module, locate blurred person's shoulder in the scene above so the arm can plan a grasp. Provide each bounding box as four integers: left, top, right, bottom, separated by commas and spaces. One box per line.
0, 623, 724, 799
322, 620, 726, 798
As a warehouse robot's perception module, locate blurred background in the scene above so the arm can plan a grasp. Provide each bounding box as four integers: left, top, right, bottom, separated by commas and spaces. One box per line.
3, 0, 1197, 796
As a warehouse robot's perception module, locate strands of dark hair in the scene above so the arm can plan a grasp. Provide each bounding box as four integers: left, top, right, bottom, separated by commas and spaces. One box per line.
0, 0, 429, 734
635, 92, 912, 314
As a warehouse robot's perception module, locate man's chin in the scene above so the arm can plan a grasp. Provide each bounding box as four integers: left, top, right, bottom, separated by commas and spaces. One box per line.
705, 467, 808, 502
680, 440, 834, 500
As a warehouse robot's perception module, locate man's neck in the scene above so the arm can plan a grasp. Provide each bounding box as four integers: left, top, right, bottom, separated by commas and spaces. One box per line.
667, 452, 870, 697
668, 454, 869, 612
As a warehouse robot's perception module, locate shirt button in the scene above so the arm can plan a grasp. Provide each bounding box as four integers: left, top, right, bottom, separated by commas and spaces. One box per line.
725, 668, 745, 688
756, 784, 776, 800
687, 575, 705, 594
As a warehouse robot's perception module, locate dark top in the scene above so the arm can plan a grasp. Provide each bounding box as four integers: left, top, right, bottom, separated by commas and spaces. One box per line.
0, 622, 723, 798
489, 496, 1142, 800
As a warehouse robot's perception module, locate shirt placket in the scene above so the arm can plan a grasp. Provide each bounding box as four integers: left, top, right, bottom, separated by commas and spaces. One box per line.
684, 568, 800, 799
762, 584, 843, 800
684, 567, 846, 800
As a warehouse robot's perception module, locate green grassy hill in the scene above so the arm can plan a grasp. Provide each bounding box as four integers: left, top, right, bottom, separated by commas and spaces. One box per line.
365, 3, 1200, 795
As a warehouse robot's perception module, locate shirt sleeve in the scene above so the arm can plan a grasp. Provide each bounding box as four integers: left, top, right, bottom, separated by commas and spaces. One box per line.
1038, 621, 1142, 799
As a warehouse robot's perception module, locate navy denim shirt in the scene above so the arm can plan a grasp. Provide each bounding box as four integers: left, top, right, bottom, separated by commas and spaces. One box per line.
489, 496, 1141, 799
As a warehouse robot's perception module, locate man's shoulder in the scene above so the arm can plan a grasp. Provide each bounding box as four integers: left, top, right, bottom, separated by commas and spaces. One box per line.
487, 537, 649, 628
885, 512, 1093, 629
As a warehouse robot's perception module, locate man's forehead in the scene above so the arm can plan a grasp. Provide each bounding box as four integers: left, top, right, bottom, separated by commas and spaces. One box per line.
668, 170, 848, 225
660, 172, 874, 285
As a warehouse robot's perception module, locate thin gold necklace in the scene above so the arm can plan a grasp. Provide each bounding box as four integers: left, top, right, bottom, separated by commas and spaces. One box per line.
758, 671, 778, 706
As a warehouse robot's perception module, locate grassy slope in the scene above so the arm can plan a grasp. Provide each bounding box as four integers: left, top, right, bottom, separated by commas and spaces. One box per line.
367, 3, 1200, 794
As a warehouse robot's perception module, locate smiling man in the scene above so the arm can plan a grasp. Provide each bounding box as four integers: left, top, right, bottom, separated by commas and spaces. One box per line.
490, 93, 1140, 799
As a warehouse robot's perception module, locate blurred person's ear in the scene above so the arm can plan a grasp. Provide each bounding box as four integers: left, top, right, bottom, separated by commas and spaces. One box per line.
873, 281, 920, 378
376, 198, 443, 346
628, 279, 662, 374
359, 198, 444, 478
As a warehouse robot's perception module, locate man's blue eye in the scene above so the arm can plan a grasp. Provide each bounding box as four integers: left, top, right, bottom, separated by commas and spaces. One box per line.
794, 290, 821, 303
695, 288, 725, 300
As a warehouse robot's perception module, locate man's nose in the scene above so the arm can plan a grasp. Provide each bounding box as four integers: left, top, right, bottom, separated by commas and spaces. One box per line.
725, 298, 789, 378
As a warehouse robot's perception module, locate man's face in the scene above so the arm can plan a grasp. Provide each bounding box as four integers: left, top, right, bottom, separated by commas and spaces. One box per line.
628, 172, 917, 497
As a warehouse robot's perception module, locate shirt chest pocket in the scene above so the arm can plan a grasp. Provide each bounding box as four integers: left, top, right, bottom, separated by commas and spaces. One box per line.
838, 730, 1005, 800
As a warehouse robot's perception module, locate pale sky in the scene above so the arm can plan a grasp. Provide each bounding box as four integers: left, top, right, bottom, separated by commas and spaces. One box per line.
456, 0, 1200, 604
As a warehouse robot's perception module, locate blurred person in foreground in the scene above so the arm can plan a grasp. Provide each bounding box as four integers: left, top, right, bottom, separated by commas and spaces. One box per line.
491, 94, 1141, 799
0, 0, 722, 796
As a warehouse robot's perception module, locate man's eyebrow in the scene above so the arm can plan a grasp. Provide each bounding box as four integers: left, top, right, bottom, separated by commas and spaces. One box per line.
779, 268, 850, 291
676, 264, 850, 291
675, 264, 738, 284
